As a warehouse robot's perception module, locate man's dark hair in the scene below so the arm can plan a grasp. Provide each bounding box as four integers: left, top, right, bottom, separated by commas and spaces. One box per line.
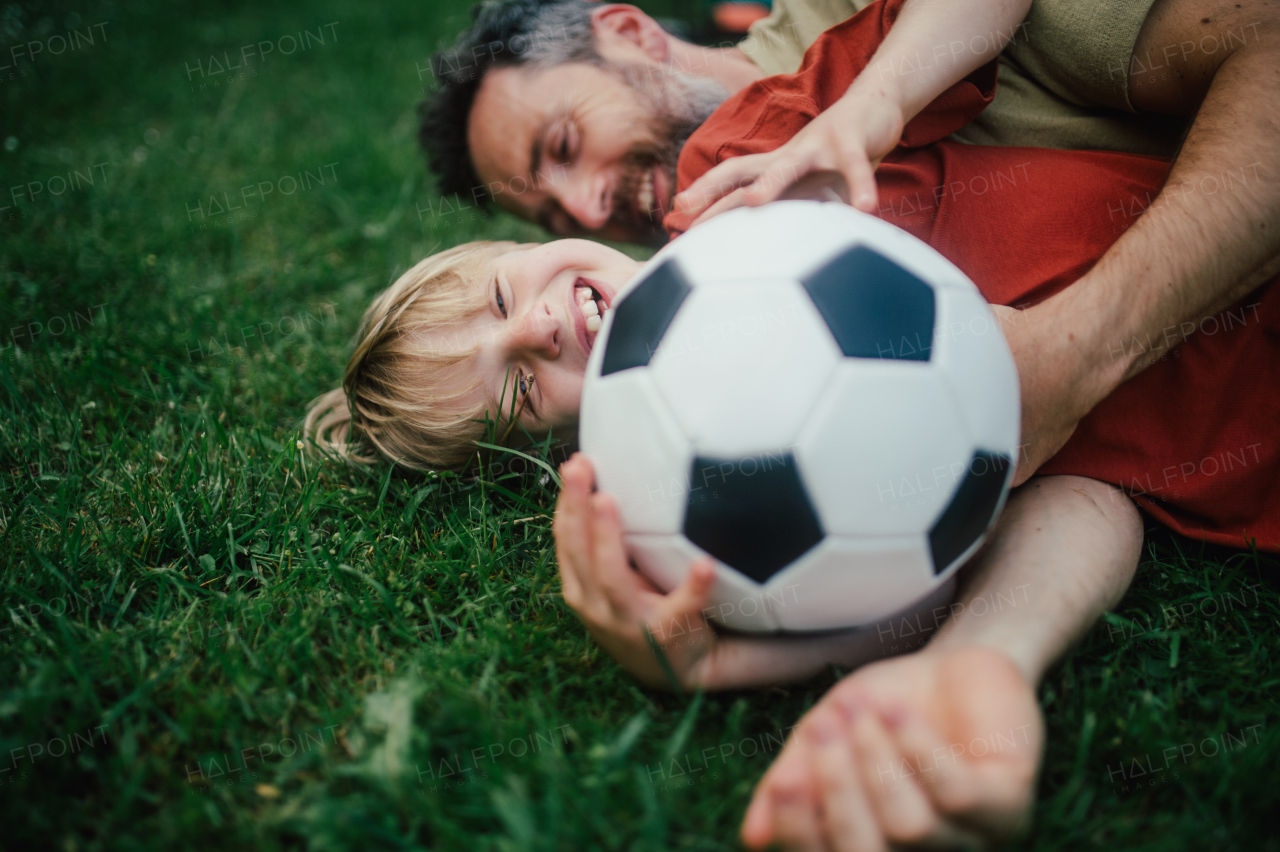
418, 0, 599, 203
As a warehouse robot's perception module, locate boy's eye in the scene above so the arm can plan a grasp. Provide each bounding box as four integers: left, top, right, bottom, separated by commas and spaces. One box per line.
518, 373, 537, 412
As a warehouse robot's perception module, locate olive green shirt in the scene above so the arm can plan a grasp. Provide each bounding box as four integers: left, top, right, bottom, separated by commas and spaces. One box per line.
736, 0, 1190, 157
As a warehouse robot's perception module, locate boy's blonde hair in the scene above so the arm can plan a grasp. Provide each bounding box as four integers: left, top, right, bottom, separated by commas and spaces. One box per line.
305, 240, 528, 470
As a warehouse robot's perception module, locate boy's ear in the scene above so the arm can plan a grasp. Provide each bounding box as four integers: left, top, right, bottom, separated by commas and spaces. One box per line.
590, 4, 671, 63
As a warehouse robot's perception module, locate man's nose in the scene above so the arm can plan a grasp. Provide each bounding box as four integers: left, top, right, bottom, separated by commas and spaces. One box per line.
558, 170, 612, 232
506, 304, 560, 359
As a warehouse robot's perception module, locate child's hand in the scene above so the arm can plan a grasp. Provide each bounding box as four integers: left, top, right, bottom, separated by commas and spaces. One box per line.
553, 453, 721, 690
741, 646, 1041, 851
673, 84, 904, 227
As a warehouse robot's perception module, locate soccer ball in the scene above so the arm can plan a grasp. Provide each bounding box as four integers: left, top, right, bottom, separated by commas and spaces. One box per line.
579, 201, 1019, 633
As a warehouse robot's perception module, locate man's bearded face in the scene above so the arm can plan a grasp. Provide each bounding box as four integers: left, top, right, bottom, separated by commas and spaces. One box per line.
466, 59, 726, 245
606, 63, 726, 242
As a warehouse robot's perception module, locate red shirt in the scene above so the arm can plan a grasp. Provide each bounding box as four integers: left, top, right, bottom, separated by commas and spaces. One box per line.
665, 0, 1280, 551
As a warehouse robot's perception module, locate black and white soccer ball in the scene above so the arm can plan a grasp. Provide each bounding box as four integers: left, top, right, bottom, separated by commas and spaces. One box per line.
579, 201, 1019, 632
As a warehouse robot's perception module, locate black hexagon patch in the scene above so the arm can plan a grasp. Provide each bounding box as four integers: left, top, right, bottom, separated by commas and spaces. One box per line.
683, 452, 825, 584
928, 450, 1011, 574
801, 245, 935, 360
600, 259, 692, 376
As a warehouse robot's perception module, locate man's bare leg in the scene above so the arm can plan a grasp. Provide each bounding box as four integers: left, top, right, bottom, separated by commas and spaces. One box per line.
742, 475, 1143, 850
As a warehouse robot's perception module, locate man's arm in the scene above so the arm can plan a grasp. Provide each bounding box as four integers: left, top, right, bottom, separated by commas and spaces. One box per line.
741, 475, 1144, 850
1010, 0, 1280, 484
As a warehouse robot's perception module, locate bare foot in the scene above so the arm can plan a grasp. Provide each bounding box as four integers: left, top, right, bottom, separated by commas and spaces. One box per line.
742, 645, 1043, 850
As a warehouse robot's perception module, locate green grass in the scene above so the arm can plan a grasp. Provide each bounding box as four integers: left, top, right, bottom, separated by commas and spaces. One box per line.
1, 1, 1277, 849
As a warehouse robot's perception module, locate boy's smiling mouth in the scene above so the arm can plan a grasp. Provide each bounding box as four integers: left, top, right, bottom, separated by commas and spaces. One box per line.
572, 278, 613, 353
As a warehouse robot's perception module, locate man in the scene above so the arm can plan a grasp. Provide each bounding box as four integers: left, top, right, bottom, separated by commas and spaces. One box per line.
419, 0, 1279, 487
420, 0, 1189, 246
421, 0, 1279, 847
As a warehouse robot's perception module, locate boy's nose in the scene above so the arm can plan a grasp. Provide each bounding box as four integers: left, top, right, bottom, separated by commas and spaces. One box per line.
507, 304, 561, 359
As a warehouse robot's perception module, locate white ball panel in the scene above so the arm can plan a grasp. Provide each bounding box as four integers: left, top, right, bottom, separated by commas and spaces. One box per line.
649, 279, 839, 457
735, 201, 975, 293
626, 533, 779, 632
796, 362, 975, 536
662, 202, 866, 285
934, 287, 1021, 456
579, 370, 692, 534
765, 536, 936, 630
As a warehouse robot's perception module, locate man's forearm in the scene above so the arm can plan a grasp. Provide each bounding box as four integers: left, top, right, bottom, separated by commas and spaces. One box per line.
1033, 2, 1280, 415
928, 476, 1142, 683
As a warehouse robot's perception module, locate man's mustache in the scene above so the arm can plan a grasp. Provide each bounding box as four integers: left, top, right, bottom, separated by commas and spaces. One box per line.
610, 148, 676, 240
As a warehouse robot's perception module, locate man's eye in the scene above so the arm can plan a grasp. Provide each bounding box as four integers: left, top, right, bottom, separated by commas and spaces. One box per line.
554, 124, 577, 163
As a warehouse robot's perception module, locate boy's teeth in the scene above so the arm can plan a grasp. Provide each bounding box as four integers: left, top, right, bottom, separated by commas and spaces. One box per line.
585, 314, 602, 333
582, 299, 599, 317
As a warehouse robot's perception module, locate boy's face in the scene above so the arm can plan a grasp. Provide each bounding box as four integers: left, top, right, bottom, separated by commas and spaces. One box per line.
431, 239, 642, 437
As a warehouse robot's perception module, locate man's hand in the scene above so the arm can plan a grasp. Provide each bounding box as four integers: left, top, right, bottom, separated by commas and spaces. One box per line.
742, 646, 1043, 851
672, 86, 904, 225
554, 453, 722, 690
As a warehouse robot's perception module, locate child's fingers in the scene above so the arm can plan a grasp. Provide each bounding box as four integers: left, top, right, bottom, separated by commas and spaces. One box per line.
741, 732, 819, 849
885, 703, 1032, 833
881, 704, 977, 814
690, 185, 756, 228
560, 451, 596, 492
850, 706, 938, 844
647, 558, 716, 646
588, 492, 644, 619
552, 454, 595, 607
740, 156, 810, 207
674, 155, 763, 216
841, 152, 879, 213
769, 777, 826, 852
808, 717, 884, 852
741, 768, 782, 849
653, 558, 715, 622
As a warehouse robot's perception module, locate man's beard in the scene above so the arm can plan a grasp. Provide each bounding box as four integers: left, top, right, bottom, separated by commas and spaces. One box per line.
609, 64, 728, 244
